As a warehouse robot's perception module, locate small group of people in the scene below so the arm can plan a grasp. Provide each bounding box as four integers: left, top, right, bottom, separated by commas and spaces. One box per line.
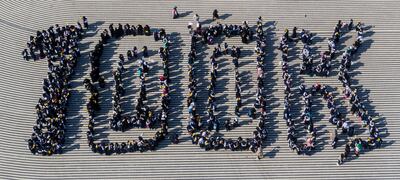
314, 20, 355, 76
22, 17, 86, 61
312, 83, 354, 148
337, 132, 381, 166
85, 77, 99, 147
191, 130, 262, 154
108, 23, 152, 39
299, 19, 359, 77
282, 27, 315, 75
85, 23, 172, 155
89, 40, 106, 87
290, 27, 324, 76
172, 7, 218, 22
84, 78, 100, 119
311, 21, 343, 76
105, 23, 166, 44
188, 17, 254, 45
27, 18, 86, 155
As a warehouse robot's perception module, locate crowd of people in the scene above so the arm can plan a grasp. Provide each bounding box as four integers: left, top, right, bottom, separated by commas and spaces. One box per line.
280, 19, 382, 163
27, 18, 86, 155
281, 22, 360, 155
281, 27, 314, 154
280, 26, 302, 154
22, 9, 384, 163
335, 21, 382, 165
186, 16, 268, 159
298, 19, 358, 77
186, 18, 254, 134
314, 20, 352, 76
299, 83, 347, 153
84, 23, 172, 155
225, 44, 241, 131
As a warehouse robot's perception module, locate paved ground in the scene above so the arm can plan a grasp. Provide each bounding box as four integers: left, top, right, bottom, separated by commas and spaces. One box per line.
1, 0, 400, 179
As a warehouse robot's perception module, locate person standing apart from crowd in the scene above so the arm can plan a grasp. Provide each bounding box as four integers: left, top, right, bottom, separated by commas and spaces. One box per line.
213, 9, 219, 21
172, 6, 179, 19
82, 16, 88, 29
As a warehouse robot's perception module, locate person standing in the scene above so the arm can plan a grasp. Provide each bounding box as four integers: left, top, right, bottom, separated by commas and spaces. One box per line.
348, 19, 354, 31
330, 128, 338, 148
256, 146, 263, 160
172, 6, 179, 19
22, 49, 29, 61
82, 16, 88, 29
337, 153, 345, 166
193, 14, 200, 23
213, 9, 219, 21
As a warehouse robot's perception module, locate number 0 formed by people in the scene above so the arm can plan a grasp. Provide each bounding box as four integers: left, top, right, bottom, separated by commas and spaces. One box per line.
84, 23, 171, 155
186, 18, 269, 154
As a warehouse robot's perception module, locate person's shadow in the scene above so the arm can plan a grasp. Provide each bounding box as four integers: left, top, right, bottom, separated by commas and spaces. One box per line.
179, 11, 193, 18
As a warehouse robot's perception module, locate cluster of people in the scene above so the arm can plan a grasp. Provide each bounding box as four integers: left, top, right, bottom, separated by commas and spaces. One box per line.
186, 21, 246, 134
108, 23, 152, 39
280, 29, 301, 154
89, 40, 105, 87
251, 39, 269, 119
337, 130, 381, 166
226, 44, 242, 131
27, 19, 86, 155
85, 24, 172, 155
22, 17, 86, 61
109, 60, 126, 131
299, 84, 317, 152
336, 22, 382, 165
288, 27, 314, 75
204, 49, 221, 132
252, 18, 271, 159
189, 16, 254, 45
90, 136, 161, 155
186, 31, 200, 133
298, 83, 347, 152
85, 78, 100, 119
85, 78, 99, 146
298, 19, 359, 77
313, 20, 354, 76
186, 17, 267, 159
190, 130, 262, 154
281, 28, 315, 154
282, 25, 359, 154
